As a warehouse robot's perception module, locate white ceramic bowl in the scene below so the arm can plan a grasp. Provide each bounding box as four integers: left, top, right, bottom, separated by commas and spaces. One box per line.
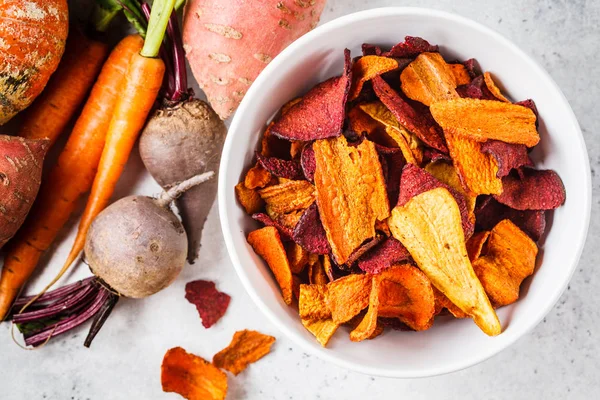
218, 7, 591, 378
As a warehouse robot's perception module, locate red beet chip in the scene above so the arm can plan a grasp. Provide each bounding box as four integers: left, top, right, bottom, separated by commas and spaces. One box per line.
516, 99, 539, 127
372, 76, 448, 153
300, 143, 316, 182
362, 43, 382, 56
346, 235, 386, 266
376, 145, 405, 207
185, 280, 231, 328
456, 75, 496, 100
292, 203, 330, 254
382, 36, 439, 58
475, 197, 546, 241
480, 140, 533, 178
357, 237, 411, 274
256, 152, 303, 180
462, 58, 481, 79
252, 213, 294, 241
494, 169, 566, 210
398, 164, 474, 238
423, 147, 452, 163
271, 49, 352, 141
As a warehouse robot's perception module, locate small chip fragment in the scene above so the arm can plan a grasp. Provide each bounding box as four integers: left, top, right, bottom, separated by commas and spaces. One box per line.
235, 182, 264, 215
245, 163, 273, 189
212, 330, 276, 376
258, 180, 315, 215
185, 280, 231, 329
326, 274, 372, 324
494, 169, 566, 210
430, 98, 539, 147
299, 284, 330, 320
362, 43, 382, 56
313, 135, 390, 264
466, 231, 490, 262
247, 227, 294, 305
456, 74, 496, 101
286, 242, 309, 274
357, 237, 411, 274
400, 52, 459, 106
448, 63, 472, 85
301, 318, 339, 347
472, 220, 538, 307
308, 257, 330, 285
383, 36, 439, 58
292, 203, 330, 254
161, 347, 228, 400
256, 152, 304, 180
483, 72, 510, 102
350, 56, 399, 100
480, 140, 533, 178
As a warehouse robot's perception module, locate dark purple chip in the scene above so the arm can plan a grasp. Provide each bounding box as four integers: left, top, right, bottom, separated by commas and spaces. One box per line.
252, 213, 294, 241
362, 43, 382, 56
292, 203, 330, 254
516, 99, 539, 127
456, 75, 496, 100
475, 197, 546, 242
300, 143, 316, 182
382, 36, 439, 58
345, 235, 386, 266
357, 237, 412, 275
494, 169, 566, 211
375, 146, 405, 207
256, 152, 303, 180
480, 140, 533, 178
462, 58, 481, 79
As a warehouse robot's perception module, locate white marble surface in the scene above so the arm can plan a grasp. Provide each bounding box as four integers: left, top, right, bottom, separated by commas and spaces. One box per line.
2, 0, 599, 399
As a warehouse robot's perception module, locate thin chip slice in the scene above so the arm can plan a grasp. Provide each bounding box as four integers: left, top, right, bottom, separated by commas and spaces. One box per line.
425, 161, 477, 215
162, 347, 227, 400
349, 277, 379, 341
301, 318, 339, 347
483, 72, 510, 102
473, 220, 538, 307
377, 264, 435, 330
326, 274, 372, 324
400, 52, 459, 106
286, 242, 309, 274
430, 98, 539, 147
383, 36, 439, 58
212, 330, 276, 376
480, 140, 532, 178
235, 182, 264, 215
466, 231, 490, 262
350, 56, 399, 100
258, 180, 315, 215
308, 257, 330, 285
292, 203, 330, 254
357, 237, 411, 274
300, 143, 316, 182
313, 135, 390, 264
449, 63, 472, 85
247, 227, 294, 305
245, 163, 273, 190
256, 152, 304, 180
299, 284, 330, 321
185, 280, 231, 328
348, 106, 381, 136
494, 169, 566, 210
271, 49, 351, 141
388, 188, 501, 336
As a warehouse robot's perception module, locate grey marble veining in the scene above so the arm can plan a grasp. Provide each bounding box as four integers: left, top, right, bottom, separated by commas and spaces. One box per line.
1, 0, 599, 399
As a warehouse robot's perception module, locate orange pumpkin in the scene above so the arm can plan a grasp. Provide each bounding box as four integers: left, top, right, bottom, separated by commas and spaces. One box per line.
0, 0, 68, 125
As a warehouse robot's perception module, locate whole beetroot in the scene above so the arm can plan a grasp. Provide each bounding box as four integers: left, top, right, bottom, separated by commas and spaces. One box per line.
0, 135, 49, 249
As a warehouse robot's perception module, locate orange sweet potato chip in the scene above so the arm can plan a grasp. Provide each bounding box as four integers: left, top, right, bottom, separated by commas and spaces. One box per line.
212, 330, 276, 376
400, 52, 459, 106
449, 63, 471, 86
350, 277, 379, 342
161, 347, 227, 400
247, 226, 294, 305
258, 180, 315, 215
430, 98, 539, 147
388, 188, 501, 336
425, 161, 477, 214
286, 242, 309, 274
466, 231, 490, 262
301, 318, 339, 347
326, 274, 372, 324
348, 106, 380, 136
308, 257, 329, 285
483, 72, 510, 102
245, 163, 273, 190
472, 219, 538, 307
235, 182, 264, 215
322, 255, 335, 282
376, 264, 436, 331
313, 135, 390, 264
350, 55, 399, 100
299, 284, 330, 321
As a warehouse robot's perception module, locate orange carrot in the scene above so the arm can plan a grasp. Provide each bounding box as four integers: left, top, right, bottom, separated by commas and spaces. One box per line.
0, 35, 144, 319
18, 26, 109, 147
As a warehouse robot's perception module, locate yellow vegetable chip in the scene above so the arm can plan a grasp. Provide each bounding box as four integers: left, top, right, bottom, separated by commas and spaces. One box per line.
235, 182, 264, 215
400, 52, 459, 106
473, 220, 538, 307
430, 98, 539, 147
212, 330, 276, 376
388, 188, 501, 336
258, 180, 315, 215
483, 72, 510, 103
350, 55, 399, 100
161, 347, 227, 400
326, 274, 372, 324
301, 318, 339, 347
313, 135, 390, 264
299, 284, 330, 321
247, 226, 294, 305
425, 161, 477, 214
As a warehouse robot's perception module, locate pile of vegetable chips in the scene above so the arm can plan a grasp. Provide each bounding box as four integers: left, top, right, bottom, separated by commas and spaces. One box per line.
236, 36, 566, 345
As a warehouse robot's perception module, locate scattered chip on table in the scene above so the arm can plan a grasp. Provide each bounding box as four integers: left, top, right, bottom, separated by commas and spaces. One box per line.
213, 330, 276, 376
185, 280, 231, 329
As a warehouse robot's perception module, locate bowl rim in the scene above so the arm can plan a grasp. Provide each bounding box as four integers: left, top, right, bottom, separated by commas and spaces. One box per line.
218, 6, 591, 378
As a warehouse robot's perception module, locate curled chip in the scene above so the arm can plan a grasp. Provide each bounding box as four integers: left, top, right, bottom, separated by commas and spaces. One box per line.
483, 72, 510, 102
245, 163, 273, 190
313, 135, 390, 264
372, 76, 448, 153
292, 203, 330, 255
475, 198, 546, 242
350, 277, 380, 342
261, 122, 291, 158
286, 242, 309, 274
400, 52, 459, 106
383, 36, 439, 58
388, 188, 501, 336
271, 49, 351, 141
161, 347, 227, 400
449, 63, 472, 85
309, 257, 330, 285
247, 226, 294, 305
350, 56, 399, 100
425, 161, 477, 215
377, 264, 435, 330
235, 182, 264, 215
473, 220, 538, 307
494, 169, 566, 210
433, 287, 468, 319
398, 164, 474, 238
430, 98, 539, 147
252, 213, 294, 241
346, 235, 385, 266
444, 130, 503, 195
300, 143, 316, 182
466, 231, 490, 262
357, 237, 411, 274
302, 318, 339, 347
212, 330, 276, 376
348, 106, 381, 136
258, 180, 315, 215
256, 152, 304, 180
185, 280, 231, 329
456, 75, 496, 101
480, 140, 532, 178
326, 274, 372, 324
299, 284, 330, 321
